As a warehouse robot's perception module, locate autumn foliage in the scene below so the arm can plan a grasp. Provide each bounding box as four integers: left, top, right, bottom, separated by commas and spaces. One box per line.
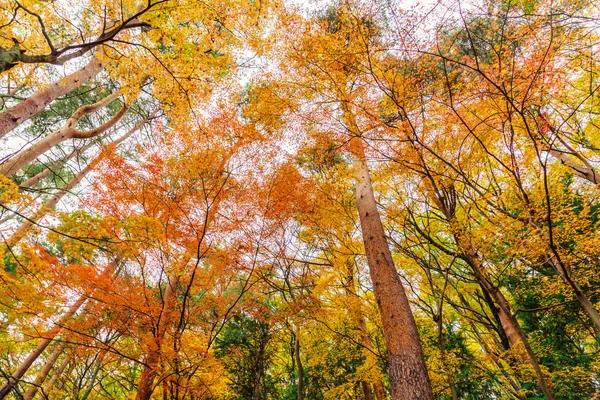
0, 0, 599, 399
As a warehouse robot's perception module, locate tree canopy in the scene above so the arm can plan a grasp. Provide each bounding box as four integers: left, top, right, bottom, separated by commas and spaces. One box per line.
0, 0, 599, 398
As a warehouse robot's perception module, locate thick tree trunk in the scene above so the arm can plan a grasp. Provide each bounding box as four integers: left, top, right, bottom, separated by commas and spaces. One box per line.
0, 92, 126, 177
135, 274, 178, 400
0, 58, 104, 139
350, 139, 433, 400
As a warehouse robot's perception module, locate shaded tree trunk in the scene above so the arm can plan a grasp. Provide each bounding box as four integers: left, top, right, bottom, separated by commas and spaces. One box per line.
343, 260, 385, 400
135, 274, 178, 400
294, 330, 304, 400
41, 351, 72, 400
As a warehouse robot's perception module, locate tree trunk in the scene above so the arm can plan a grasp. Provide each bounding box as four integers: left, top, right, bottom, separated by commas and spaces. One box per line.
41, 351, 72, 400
343, 260, 385, 400
0, 298, 87, 399
135, 274, 178, 400
0, 258, 118, 399
0, 92, 126, 177
6, 162, 93, 247
547, 257, 600, 334
0, 58, 104, 139
460, 248, 554, 399
350, 138, 433, 400
22, 342, 67, 400
294, 331, 304, 400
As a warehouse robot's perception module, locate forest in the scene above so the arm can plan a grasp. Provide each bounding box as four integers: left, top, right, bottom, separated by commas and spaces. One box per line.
0, 0, 599, 398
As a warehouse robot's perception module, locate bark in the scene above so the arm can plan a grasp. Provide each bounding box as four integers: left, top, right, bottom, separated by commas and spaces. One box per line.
537, 113, 600, 186
19, 142, 95, 190
350, 138, 433, 399
294, 331, 304, 400
22, 342, 67, 400
0, 58, 104, 139
135, 274, 178, 400
343, 261, 385, 400
19, 108, 157, 191
0, 92, 127, 177
420, 172, 553, 397
0, 298, 87, 399
6, 162, 93, 247
41, 351, 72, 400
0, 260, 118, 399
6, 112, 148, 249
543, 145, 600, 185
460, 248, 554, 399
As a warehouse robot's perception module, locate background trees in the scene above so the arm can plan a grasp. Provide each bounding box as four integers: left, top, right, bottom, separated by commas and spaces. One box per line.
1, 0, 599, 399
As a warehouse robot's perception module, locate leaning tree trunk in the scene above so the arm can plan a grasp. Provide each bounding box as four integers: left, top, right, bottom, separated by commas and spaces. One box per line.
22, 341, 68, 400
0, 58, 104, 139
0, 92, 127, 177
459, 248, 554, 399
422, 178, 554, 399
0, 297, 88, 398
41, 350, 73, 399
5, 161, 94, 247
343, 259, 385, 400
350, 136, 433, 399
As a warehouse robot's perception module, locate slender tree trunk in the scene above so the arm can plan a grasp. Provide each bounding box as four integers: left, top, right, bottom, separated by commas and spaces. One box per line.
547, 257, 600, 334
420, 172, 553, 398
294, 330, 304, 400
80, 349, 109, 400
18, 108, 155, 191
6, 162, 93, 247
0, 58, 104, 139
41, 351, 72, 400
0, 258, 118, 399
22, 342, 67, 400
460, 248, 554, 399
19, 141, 96, 190
350, 137, 433, 400
0, 92, 126, 176
135, 274, 178, 400
343, 260, 385, 400
0, 298, 87, 398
